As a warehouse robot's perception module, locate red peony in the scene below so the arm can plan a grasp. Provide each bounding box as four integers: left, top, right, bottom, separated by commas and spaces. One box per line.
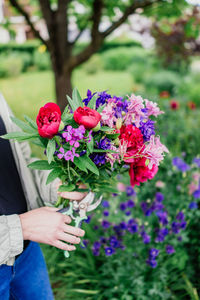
119, 124, 144, 153
74, 106, 101, 129
129, 158, 158, 187
187, 101, 196, 110
170, 100, 179, 110
36, 102, 61, 139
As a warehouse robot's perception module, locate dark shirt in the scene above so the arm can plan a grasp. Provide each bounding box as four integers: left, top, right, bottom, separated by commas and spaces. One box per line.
0, 115, 29, 250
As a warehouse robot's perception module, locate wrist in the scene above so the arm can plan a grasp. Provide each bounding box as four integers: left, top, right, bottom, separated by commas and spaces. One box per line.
19, 212, 31, 240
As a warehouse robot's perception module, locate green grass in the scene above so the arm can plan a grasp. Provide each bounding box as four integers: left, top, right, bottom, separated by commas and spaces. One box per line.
0, 69, 133, 119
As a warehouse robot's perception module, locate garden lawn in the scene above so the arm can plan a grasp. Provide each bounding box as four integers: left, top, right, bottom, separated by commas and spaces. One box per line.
0, 69, 133, 119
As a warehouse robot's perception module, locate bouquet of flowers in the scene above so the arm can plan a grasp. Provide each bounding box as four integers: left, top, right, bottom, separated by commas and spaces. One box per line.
2, 88, 168, 231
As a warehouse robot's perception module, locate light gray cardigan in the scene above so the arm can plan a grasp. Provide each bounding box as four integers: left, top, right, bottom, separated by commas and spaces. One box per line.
0, 94, 58, 266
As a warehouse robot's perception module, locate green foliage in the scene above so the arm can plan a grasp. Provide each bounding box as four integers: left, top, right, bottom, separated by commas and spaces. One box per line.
102, 47, 136, 71
82, 54, 102, 75
33, 50, 51, 71
0, 53, 23, 78
144, 70, 181, 95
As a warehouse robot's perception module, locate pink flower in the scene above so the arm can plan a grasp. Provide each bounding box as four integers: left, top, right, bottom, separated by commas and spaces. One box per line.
117, 182, 126, 192
145, 99, 164, 117
155, 180, 165, 188
124, 94, 145, 127
141, 136, 169, 169
101, 102, 116, 127
106, 144, 120, 167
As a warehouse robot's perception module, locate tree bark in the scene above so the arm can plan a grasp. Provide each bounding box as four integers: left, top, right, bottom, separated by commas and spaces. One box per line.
54, 68, 73, 112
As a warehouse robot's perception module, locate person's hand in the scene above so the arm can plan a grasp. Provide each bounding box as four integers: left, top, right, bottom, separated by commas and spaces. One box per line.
19, 207, 85, 251
57, 183, 88, 201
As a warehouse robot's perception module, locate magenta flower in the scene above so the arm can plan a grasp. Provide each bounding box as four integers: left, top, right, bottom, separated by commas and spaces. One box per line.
124, 94, 145, 128
145, 99, 164, 117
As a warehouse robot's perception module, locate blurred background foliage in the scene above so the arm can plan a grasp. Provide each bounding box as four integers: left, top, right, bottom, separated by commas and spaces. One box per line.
0, 1, 200, 299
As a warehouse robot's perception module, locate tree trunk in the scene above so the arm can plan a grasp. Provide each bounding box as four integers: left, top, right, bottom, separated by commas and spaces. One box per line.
54, 69, 73, 112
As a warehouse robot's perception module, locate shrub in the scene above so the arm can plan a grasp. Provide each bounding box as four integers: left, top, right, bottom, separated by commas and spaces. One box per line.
81, 54, 102, 74
144, 70, 181, 95
102, 47, 135, 71
0, 54, 23, 78
33, 50, 51, 71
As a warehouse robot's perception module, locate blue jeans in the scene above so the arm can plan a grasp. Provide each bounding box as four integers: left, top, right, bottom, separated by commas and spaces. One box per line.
0, 241, 54, 300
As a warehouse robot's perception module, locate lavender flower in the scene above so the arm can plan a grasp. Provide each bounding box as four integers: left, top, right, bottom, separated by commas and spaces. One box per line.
193, 157, 200, 168
139, 120, 155, 142
172, 157, 190, 172
149, 248, 160, 259
103, 210, 110, 217
127, 200, 135, 208
126, 186, 136, 197
156, 192, 164, 202
166, 245, 175, 254
83, 89, 96, 106
102, 220, 111, 229
146, 259, 157, 268
119, 203, 127, 211
188, 202, 198, 209
102, 200, 110, 208
105, 247, 115, 256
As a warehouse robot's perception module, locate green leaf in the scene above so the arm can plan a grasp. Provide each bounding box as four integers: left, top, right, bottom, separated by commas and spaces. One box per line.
73, 156, 88, 173
87, 136, 94, 154
46, 139, 56, 164
100, 126, 115, 132
93, 149, 118, 153
10, 116, 36, 133
72, 87, 83, 108
66, 95, 77, 112
97, 104, 106, 113
24, 115, 37, 130
46, 168, 63, 185
1, 131, 39, 141
28, 160, 56, 170
106, 133, 120, 139
87, 94, 97, 109
82, 155, 99, 176
58, 184, 76, 192
61, 105, 73, 123
31, 138, 46, 148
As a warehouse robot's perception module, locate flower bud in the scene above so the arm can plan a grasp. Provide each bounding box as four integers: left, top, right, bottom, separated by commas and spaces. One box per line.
116, 118, 123, 130
59, 121, 65, 131
93, 121, 101, 132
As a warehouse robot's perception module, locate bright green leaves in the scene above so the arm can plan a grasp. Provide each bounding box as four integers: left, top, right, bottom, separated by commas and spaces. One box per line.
46, 139, 56, 164
28, 160, 56, 170
66, 88, 83, 112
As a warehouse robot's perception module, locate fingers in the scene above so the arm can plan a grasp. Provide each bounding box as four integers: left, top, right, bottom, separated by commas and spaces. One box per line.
58, 191, 87, 201
53, 240, 76, 251
57, 232, 81, 244
63, 224, 85, 237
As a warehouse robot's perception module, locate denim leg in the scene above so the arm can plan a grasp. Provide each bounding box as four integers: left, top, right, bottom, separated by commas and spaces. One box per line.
0, 264, 12, 300
10, 242, 54, 300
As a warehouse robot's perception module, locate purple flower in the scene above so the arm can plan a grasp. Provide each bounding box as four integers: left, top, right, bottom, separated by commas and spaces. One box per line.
80, 239, 89, 249
84, 215, 91, 224
100, 237, 107, 244
156, 192, 164, 202
126, 186, 136, 197
102, 200, 110, 208
193, 157, 200, 168
155, 228, 169, 242
105, 247, 115, 256
156, 211, 168, 225
172, 157, 190, 172
125, 211, 131, 216
90, 153, 106, 165
146, 259, 157, 268
102, 220, 111, 229
98, 137, 111, 150
176, 211, 185, 221
189, 202, 198, 209
149, 248, 160, 258
96, 91, 111, 109
93, 241, 101, 249
93, 225, 99, 230
128, 223, 138, 234
141, 232, 151, 244
83, 89, 96, 106
109, 236, 120, 248
180, 221, 187, 229
145, 209, 153, 217
92, 249, 100, 256
119, 221, 127, 230
193, 189, 200, 199
166, 245, 175, 254
139, 120, 155, 142
103, 210, 109, 217
127, 200, 135, 208
171, 221, 181, 234
119, 202, 127, 211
